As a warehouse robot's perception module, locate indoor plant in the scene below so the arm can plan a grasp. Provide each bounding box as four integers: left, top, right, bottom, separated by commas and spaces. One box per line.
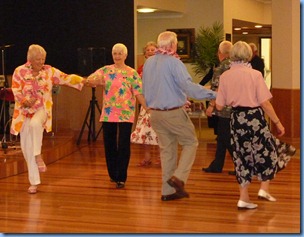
192, 21, 224, 79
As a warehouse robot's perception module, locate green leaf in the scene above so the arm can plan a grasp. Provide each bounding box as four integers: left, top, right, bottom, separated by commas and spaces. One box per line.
192, 21, 224, 78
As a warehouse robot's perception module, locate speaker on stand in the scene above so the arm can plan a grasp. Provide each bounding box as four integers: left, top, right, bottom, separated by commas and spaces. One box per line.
76, 47, 106, 145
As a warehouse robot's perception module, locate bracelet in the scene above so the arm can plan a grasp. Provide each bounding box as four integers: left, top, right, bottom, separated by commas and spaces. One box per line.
274, 120, 280, 124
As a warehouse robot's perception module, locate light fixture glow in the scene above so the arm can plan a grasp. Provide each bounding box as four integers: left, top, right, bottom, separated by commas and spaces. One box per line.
234, 27, 241, 31
242, 32, 248, 35
137, 8, 156, 13
255, 25, 263, 28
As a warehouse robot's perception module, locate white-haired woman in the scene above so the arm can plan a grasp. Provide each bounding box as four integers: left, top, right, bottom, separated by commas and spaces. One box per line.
86, 43, 147, 189
11, 44, 86, 194
216, 41, 295, 210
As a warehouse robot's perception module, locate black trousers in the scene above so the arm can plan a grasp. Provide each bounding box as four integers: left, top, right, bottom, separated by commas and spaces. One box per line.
207, 117, 233, 172
102, 122, 133, 182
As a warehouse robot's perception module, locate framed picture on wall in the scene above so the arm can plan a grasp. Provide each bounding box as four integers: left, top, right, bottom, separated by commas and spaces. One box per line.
167, 28, 195, 62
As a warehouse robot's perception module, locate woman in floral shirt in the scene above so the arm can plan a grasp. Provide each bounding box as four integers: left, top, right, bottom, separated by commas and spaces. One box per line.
11, 44, 86, 194
86, 43, 147, 189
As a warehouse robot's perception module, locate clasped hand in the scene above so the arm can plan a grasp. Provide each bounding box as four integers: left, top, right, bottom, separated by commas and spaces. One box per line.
23, 98, 37, 108
85, 74, 104, 87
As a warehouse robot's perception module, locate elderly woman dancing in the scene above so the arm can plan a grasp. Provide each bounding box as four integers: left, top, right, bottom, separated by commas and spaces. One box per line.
11, 44, 86, 194
216, 41, 296, 210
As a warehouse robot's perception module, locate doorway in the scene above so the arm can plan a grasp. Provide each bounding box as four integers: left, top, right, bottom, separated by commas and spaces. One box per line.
261, 37, 272, 89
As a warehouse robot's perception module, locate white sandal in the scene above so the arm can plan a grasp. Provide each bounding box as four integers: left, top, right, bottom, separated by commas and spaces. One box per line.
28, 185, 37, 194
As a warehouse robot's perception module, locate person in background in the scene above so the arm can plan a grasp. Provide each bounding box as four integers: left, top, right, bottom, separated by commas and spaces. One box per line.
131, 41, 161, 167
143, 31, 216, 201
137, 41, 157, 77
11, 44, 86, 194
86, 43, 147, 189
249, 43, 265, 77
199, 67, 219, 136
216, 41, 295, 210
202, 40, 234, 174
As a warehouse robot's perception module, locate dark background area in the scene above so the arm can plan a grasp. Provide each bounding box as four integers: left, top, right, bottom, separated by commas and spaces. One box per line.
0, 0, 134, 77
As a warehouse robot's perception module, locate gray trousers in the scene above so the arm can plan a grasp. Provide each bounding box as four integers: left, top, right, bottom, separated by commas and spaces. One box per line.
150, 108, 198, 195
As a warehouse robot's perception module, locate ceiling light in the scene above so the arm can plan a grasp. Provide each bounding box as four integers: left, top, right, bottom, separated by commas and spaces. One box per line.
255, 25, 263, 28
137, 8, 156, 13
242, 32, 248, 35
234, 27, 241, 31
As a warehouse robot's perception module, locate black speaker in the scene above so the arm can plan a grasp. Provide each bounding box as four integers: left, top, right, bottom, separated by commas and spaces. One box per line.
77, 47, 106, 76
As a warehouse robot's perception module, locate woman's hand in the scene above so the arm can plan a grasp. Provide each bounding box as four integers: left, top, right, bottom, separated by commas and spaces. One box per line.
205, 105, 214, 117
22, 98, 37, 108
86, 74, 104, 87
275, 121, 285, 137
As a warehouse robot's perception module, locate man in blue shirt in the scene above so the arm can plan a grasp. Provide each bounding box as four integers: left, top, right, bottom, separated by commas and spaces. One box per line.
143, 31, 216, 201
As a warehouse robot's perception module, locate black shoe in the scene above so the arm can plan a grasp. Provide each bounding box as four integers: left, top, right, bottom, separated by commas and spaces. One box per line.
202, 167, 222, 173
228, 171, 236, 175
116, 182, 125, 189
161, 192, 185, 201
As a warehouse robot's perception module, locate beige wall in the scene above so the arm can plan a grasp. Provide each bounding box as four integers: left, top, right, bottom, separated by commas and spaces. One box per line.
224, 0, 271, 37
136, 0, 272, 83
136, 0, 224, 83
272, 0, 300, 89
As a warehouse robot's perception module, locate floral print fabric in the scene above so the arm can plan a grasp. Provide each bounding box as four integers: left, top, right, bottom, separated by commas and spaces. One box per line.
10, 62, 84, 135
130, 106, 158, 145
94, 65, 142, 123
231, 107, 293, 187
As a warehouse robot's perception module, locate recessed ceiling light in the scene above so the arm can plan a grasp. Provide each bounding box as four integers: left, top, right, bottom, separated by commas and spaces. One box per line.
137, 8, 156, 13
255, 25, 263, 28
242, 32, 248, 35
234, 27, 241, 31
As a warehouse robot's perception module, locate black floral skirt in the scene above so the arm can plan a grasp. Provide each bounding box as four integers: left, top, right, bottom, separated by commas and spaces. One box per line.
230, 107, 296, 187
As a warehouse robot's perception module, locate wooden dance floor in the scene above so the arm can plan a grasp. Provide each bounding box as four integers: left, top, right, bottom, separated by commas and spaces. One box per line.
0, 125, 301, 234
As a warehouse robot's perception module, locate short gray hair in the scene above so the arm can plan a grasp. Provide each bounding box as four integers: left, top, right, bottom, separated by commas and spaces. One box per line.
157, 31, 177, 50
230, 41, 252, 62
112, 43, 128, 55
218, 41, 232, 55
27, 44, 47, 61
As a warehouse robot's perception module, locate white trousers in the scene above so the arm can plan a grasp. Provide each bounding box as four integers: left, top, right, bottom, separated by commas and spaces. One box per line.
20, 109, 47, 186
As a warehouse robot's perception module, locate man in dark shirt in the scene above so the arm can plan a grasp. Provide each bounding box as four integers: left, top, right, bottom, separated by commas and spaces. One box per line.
249, 43, 265, 77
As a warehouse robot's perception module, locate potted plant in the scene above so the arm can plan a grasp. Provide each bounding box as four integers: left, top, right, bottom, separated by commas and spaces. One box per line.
192, 21, 224, 79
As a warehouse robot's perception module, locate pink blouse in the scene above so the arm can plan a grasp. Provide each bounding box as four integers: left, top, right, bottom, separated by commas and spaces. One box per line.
216, 64, 272, 108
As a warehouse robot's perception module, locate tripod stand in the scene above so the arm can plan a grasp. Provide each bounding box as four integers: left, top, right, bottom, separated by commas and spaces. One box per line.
77, 87, 102, 145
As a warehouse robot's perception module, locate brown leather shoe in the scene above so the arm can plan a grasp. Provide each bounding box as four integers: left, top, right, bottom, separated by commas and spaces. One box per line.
167, 176, 189, 198
161, 193, 184, 201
